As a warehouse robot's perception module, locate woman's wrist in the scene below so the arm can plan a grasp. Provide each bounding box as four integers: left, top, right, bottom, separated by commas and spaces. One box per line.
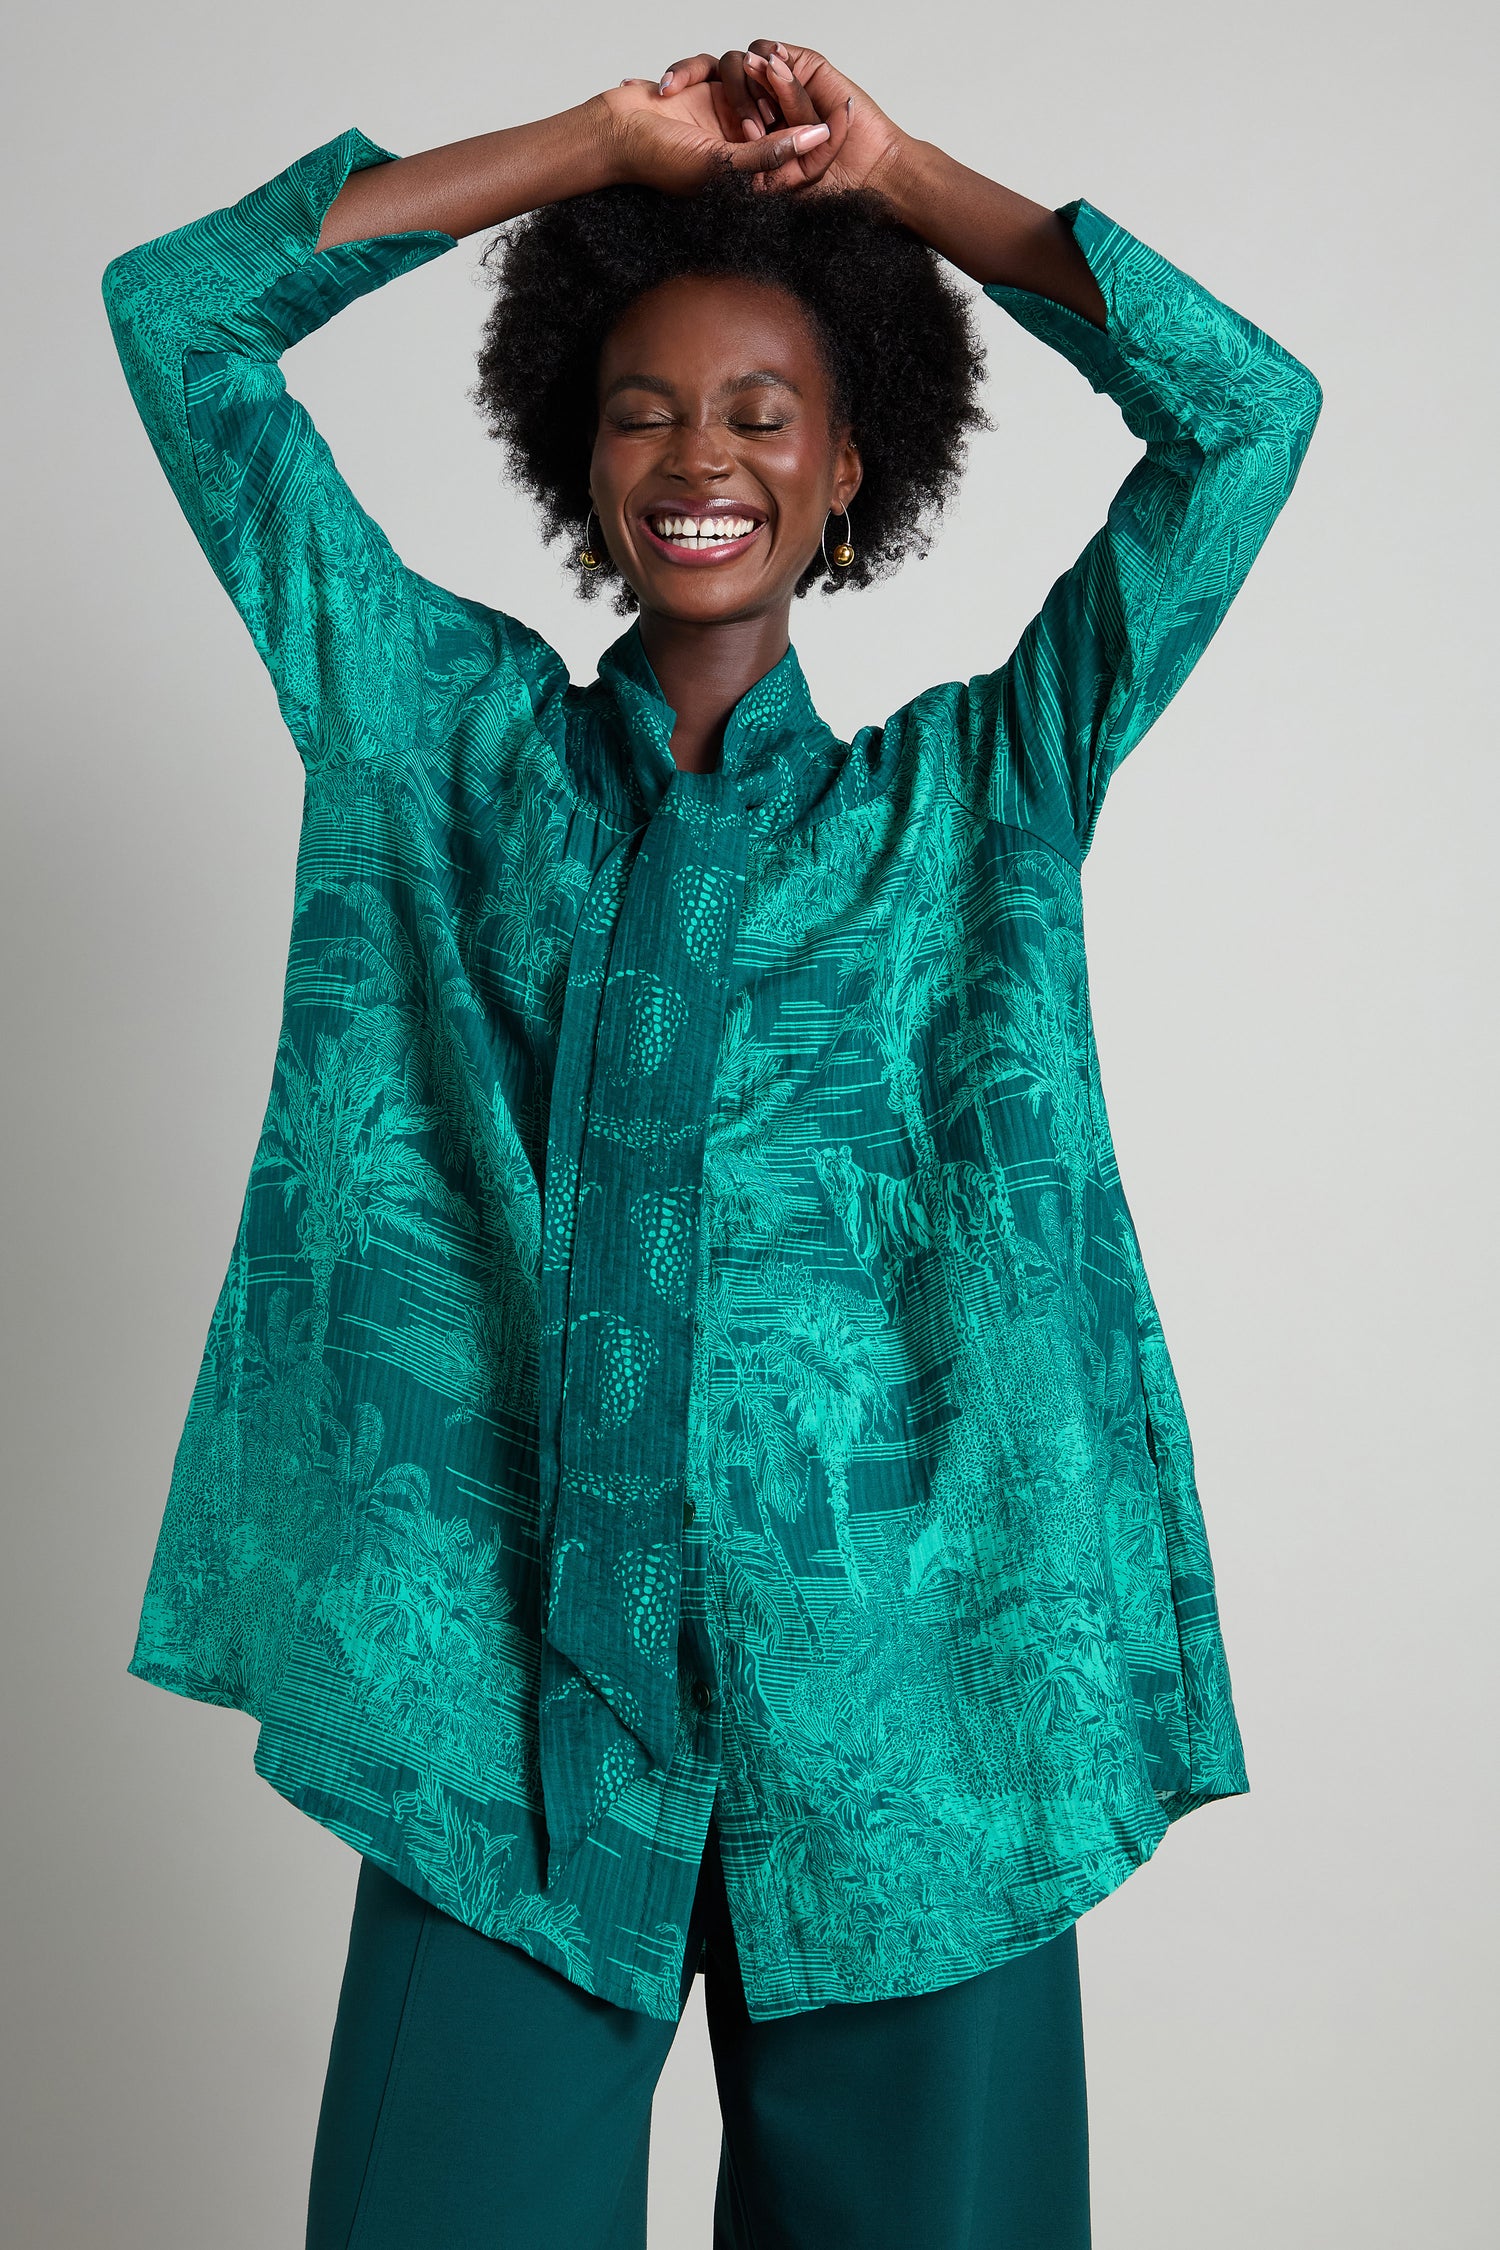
584, 90, 639, 190
871, 134, 1105, 322
862, 130, 940, 227
453, 98, 624, 220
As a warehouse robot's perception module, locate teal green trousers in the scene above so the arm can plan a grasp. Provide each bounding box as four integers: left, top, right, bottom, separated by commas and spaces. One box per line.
305, 1820, 1089, 2249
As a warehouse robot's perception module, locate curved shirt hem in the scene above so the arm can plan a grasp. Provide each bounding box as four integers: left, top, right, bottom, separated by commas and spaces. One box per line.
129, 1607, 1249, 2025
255, 1733, 1219, 2023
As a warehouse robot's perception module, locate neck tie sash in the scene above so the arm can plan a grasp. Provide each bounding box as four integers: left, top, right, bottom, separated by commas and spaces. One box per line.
537, 762, 750, 1874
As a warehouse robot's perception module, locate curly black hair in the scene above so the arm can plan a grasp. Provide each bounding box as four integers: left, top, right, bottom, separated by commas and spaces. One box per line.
471, 167, 989, 610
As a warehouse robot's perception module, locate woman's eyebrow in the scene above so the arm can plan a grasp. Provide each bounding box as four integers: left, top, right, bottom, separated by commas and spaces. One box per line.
724, 370, 802, 397
601, 372, 676, 403
600, 369, 805, 404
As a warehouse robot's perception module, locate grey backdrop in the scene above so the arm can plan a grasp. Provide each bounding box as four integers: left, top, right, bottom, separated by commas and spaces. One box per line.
4, 2, 1494, 2243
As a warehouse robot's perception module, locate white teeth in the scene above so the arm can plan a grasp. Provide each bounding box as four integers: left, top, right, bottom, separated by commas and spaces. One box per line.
649, 515, 758, 544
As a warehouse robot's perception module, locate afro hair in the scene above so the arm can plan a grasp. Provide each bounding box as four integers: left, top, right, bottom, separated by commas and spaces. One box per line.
471, 167, 990, 610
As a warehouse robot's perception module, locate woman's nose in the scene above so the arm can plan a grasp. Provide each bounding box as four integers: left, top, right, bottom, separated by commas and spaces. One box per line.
659, 422, 733, 482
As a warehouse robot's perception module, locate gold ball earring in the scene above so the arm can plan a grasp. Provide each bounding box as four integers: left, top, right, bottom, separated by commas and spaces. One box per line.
579, 507, 600, 570
822, 504, 854, 573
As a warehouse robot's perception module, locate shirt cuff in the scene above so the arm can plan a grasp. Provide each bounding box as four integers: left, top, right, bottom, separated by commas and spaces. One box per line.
246, 125, 458, 355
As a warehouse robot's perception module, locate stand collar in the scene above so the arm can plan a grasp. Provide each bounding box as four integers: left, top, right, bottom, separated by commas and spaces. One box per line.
596, 621, 847, 835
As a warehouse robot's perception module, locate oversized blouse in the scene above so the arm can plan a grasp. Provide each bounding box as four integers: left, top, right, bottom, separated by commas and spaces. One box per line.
103, 124, 1321, 2022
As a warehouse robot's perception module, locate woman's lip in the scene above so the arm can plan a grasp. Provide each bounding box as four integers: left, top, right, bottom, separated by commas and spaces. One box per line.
636, 516, 767, 567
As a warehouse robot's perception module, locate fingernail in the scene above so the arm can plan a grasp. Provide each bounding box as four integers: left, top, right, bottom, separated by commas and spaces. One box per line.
758, 97, 776, 124
659, 71, 673, 91
846, 95, 854, 117
792, 123, 829, 150
770, 54, 794, 81
744, 115, 764, 139
775, 42, 790, 57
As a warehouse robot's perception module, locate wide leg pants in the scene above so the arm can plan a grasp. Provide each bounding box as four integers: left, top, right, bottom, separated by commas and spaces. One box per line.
304, 1819, 1090, 2250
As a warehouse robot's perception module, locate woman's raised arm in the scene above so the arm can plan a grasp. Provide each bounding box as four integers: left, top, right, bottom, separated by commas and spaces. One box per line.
103, 127, 500, 774
657, 40, 1106, 321
102, 97, 835, 777
664, 42, 1323, 857
315, 84, 839, 250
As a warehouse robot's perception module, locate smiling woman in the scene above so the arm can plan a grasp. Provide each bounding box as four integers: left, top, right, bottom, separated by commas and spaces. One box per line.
103, 34, 1320, 2250
472, 170, 988, 636
599, 269, 847, 612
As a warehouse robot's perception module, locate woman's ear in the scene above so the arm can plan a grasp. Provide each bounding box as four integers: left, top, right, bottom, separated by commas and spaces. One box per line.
834, 433, 862, 512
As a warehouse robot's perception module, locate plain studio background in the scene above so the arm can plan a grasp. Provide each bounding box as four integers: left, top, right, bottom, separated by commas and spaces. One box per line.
3, 1, 1494, 2243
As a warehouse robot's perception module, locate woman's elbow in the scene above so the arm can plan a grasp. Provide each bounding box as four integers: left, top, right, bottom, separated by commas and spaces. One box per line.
100, 247, 146, 327
1274, 345, 1325, 454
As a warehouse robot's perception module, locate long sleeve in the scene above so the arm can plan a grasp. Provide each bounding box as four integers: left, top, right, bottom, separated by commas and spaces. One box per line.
102, 126, 514, 771
958, 200, 1323, 859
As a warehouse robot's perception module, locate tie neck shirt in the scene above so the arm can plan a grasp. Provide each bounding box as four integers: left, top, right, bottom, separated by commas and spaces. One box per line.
103, 126, 1321, 2021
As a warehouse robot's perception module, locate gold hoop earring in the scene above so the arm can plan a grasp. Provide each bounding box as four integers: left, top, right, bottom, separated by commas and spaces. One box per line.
579, 508, 600, 570
821, 504, 854, 574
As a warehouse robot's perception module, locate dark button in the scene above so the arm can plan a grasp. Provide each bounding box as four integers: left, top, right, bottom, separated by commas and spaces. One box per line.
690, 1678, 714, 1714
682, 1498, 696, 1529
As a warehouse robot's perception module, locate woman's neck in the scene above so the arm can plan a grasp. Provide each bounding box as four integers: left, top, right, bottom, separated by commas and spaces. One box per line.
637, 606, 792, 773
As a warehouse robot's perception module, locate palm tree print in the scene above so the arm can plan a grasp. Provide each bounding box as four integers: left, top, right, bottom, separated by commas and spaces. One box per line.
252, 1020, 476, 1364
758, 1265, 892, 1599
111, 126, 1316, 2020
698, 1257, 892, 1610
393, 1773, 594, 1982
316, 1480, 535, 1791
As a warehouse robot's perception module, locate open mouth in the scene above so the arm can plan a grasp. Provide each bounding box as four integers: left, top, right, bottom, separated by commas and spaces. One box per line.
638, 509, 767, 565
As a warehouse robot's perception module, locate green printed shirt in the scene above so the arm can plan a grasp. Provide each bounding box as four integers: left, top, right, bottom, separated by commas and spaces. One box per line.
104, 126, 1321, 2021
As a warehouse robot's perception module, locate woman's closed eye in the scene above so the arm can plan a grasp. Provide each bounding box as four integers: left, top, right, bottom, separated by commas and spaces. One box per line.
606, 412, 789, 434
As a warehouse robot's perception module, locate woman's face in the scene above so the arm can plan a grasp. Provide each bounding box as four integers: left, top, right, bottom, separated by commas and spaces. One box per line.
589, 274, 861, 626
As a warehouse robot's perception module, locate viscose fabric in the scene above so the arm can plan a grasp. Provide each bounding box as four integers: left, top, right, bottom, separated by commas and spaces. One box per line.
104, 126, 1321, 2022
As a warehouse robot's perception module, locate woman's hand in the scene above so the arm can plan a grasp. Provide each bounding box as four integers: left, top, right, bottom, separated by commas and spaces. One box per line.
600, 72, 831, 196
651, 37, 1104, 320
655, 41, 910, 195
